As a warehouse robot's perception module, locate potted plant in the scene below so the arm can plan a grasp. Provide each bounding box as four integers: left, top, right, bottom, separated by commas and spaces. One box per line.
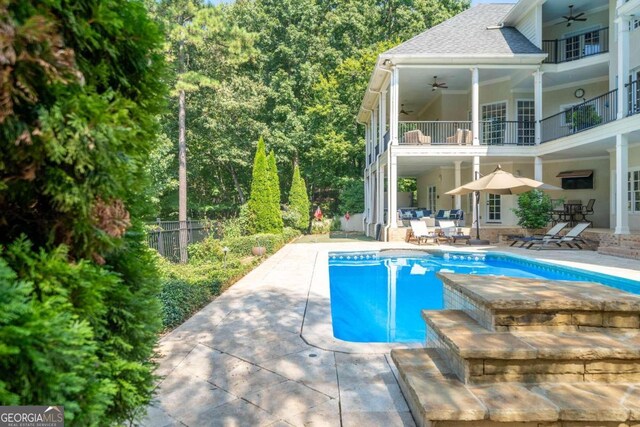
512, 190, 553, 235
571, 104, 602, 131
251, 237, 266, 256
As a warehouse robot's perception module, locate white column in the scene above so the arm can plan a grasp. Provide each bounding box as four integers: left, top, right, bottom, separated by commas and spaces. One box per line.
372, 107, 378, 157
389, 67, 399, 145
387, 152, 398, 228
454, 161, 462, 210
534, 69, 543, 145
379, 89, 387, 150
472, 156, 480, 230
617, 16, 630, 119
615, 134, 630, 234
471, 67, 480, 146
378, 167, 384, 226
534, 157, 543, 181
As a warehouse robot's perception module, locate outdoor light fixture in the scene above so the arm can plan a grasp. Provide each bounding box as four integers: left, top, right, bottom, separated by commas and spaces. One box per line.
222, 246, 229, 269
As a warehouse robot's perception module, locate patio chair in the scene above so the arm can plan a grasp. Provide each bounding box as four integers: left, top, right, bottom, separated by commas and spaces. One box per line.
450, 227, 471, 244
410, 220, 438, 245
580, 199, 595, 227
437, 220, 457, 243
526, 222, 592, 250
445, 129, 464, 145
509, 222, 569, 248
403, 130, 431, 145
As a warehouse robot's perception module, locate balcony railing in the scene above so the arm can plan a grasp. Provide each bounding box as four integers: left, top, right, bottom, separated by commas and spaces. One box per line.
627, 79, 640, 117
540, 89, 617, 143
480, 120, 536, 146
399, 121, 472, 145
542, 27, 609, 64
398, 121, 535, 146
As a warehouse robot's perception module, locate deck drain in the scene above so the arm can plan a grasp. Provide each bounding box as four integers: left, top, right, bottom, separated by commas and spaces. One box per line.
308, 353, 317, 358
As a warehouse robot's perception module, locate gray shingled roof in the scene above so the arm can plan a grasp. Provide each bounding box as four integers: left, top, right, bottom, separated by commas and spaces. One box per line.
384, 4, 543, 56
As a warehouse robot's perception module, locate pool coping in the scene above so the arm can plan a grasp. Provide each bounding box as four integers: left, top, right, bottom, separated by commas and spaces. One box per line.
301, 246, 640, 354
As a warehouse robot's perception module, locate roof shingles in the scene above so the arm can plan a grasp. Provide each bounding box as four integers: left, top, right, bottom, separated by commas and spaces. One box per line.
384, 4, 542, 57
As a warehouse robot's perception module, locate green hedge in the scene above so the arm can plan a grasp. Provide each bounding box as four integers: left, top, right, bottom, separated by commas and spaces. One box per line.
159, 228, 300, 329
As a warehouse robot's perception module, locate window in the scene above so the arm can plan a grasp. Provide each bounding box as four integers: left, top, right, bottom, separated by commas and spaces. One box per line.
486, 194, 501, 222
517, 100, 535, 145
564, 27, 601, 61
481, 102, 507, 145
428, 185, 437, 212
630, 19, 640, 31
629, 169, 640, 213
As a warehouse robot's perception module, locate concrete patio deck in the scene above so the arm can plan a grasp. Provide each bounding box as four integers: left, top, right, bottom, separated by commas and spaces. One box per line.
142, 239, 640, 427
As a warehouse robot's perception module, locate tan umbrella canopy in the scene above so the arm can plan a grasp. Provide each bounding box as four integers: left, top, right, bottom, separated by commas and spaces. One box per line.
445, 165, 561, 243
446, 165, 561, 196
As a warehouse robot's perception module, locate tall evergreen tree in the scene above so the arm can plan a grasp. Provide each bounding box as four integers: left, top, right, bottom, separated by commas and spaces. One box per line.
0, 0, 165, 424
267, 151, 284, 232
248, 138, 272, 233
288, 165, 311, 231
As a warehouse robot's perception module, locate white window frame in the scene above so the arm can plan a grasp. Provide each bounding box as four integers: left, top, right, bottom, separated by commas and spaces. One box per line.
486, 193, 502, 223
481, 100, 508, 145
516, 99, 535, 145
428, 185, 437, 212
563, 25, 602, 60
629, 167, 640, 214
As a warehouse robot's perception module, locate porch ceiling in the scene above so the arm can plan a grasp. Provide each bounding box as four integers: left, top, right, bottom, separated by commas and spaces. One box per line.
542, 0, 608, 23
396, 155, 534, 178
542, 61, 609, 89
398, 67, 528, 119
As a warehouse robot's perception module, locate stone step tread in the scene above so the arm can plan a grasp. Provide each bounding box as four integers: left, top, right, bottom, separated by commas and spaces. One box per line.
424, 310, 640, 360
598, 247, 640, 260
438, 272, 640, 312
392, 348, 640, 424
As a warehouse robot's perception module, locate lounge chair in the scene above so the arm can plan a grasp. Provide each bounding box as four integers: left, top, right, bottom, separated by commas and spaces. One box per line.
451, 227, 471, 244
526, 222, 592, 250
410, 220, 438, 245
509, 222, 569, 248
437, 220, 457, 243
403, 130, 431, 145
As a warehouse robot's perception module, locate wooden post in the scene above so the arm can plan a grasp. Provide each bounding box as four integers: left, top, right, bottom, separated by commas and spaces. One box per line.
156, 218, 165, 258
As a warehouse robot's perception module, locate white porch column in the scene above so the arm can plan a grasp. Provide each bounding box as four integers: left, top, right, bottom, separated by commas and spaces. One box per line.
471, 67, 480, 145
387, 152, 398, 228
615, 134, 630, 234
534, 69, 543, 145
472, 156, 480, 230
379, 89, 387, 150
454, 161, 462, 209
377, 164, 385, 230
389, 66, 399, 145
617, 16, 630, 119
534, 157, 543, 181
372, 106, 378, 157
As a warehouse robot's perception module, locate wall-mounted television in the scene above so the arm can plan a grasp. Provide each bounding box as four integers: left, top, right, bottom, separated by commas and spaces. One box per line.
557, 170, 593, 190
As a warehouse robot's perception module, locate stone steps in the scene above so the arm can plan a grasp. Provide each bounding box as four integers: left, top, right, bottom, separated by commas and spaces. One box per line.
391, 348, 640, 427
424, 309, 640, 384
439, 272, 640, 331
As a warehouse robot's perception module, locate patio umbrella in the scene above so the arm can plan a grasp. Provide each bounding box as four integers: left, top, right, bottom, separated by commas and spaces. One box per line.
445, 165, 561, 243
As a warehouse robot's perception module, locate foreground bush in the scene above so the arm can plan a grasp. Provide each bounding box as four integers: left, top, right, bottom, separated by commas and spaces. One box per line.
0, 0, 165, 424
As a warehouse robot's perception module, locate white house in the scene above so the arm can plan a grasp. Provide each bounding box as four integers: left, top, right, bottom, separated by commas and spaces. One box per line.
359, 0, 640, 244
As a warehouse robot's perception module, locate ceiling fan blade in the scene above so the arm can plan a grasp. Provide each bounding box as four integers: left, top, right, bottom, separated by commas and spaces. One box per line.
562, 15, 571, 20
439, 84, 448, 89
575, 17, 587, 21
574, 12, 585, 18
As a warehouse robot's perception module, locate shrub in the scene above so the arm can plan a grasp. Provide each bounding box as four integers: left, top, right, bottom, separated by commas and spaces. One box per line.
338, 178, 365, 215
311, 219, 332, 234
248, 138, 282, 234
287, 165, 311, 230
0, 1, 164, 424
513, 190, 553, 230
331, 217, 342, 231
267, 151, 284, 232
188, 237, 224, 263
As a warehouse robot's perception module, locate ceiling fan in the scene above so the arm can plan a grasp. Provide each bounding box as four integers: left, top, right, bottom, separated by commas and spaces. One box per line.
400, 104, 414, 115
561, 5, 586, 27
431, 76, 448, 91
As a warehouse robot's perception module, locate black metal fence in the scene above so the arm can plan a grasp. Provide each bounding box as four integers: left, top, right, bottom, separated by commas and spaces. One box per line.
542, 27, 608, 64
146, 219, 221, 262
540, 89, 617, 143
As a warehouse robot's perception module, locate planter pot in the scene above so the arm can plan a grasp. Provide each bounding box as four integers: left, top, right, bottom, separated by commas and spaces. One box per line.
251, 246, 266, 256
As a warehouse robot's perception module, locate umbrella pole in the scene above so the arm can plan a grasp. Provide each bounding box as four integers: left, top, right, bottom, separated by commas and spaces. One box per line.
468, 190, 490, 246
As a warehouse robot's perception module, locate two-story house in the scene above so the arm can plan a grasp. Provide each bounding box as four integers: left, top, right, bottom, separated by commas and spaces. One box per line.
360, 0, 640, 246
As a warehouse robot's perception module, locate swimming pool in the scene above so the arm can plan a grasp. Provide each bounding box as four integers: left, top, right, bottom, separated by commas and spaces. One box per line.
328, 251, 640, 343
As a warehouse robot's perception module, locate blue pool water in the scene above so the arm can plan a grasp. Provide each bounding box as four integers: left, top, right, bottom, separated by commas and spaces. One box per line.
328, 251, 640, 343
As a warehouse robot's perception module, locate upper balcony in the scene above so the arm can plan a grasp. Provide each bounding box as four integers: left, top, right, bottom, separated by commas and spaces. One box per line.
398, 121, 535, 146
542, 27, 609, 64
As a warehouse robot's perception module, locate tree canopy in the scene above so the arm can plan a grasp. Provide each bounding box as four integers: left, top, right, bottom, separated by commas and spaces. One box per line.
147, 0, 470, 219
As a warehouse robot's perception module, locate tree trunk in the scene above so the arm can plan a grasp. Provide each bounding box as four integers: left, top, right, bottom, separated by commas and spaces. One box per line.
229, 164, 245, 204
178, 41, 188, 263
